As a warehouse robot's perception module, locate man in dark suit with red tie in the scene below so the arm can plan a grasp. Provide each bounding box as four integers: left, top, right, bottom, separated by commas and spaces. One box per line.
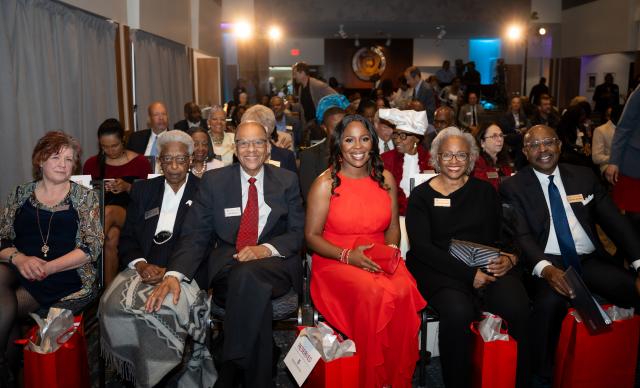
146, 121, 305, 388
500, 125, 640, 383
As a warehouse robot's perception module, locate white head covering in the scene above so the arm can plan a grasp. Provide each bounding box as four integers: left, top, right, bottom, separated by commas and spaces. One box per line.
378, 108, 428, 136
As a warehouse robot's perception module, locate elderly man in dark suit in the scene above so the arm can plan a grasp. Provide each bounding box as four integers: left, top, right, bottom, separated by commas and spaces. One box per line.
405, 66, 436, 122
173, 102, 208, 132
127, 101, 170, 156
500, 125, 640, 382
146, 121, 305, 388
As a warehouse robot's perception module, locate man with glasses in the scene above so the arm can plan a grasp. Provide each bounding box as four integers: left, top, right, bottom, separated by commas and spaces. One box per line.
500, 125, 640, 384
146, 121, 304, 388
423, 106, 455, 151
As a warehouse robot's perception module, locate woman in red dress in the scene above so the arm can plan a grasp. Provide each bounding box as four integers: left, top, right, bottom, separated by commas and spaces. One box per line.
305, 114, 426, 388
473, 122, 513, 190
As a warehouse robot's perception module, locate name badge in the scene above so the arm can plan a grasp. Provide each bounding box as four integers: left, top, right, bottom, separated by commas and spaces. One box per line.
144, 207, 160, 219
286, 125, 293, 131
567, 194, 584, 204
52, 204, 70, 212
224, 207, 241, 217
268, 159, 281, 167
434, 198, 451, 207
486, 171, 499, 179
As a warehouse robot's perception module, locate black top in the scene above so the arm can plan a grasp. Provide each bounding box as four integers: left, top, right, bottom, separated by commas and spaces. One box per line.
300, 83, 316, 122
13, 198, 82, 306
406, 177, 501, 297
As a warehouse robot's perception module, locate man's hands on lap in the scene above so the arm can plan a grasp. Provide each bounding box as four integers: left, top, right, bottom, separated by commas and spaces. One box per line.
145, 275, 181, 312
234, 245, 272, 262
541, 265, 575, 298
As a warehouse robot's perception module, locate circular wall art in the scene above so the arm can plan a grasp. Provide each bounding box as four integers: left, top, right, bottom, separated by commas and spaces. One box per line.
351, 46, 387, 81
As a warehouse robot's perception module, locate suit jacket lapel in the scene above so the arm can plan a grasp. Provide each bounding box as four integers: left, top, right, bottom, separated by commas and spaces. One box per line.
226, 166, 243, 237
174, 174, 197, 231
522, 167, 551, 238
559, 165, 595, 241
259, 166, 282, 241
144, 178, 165, 241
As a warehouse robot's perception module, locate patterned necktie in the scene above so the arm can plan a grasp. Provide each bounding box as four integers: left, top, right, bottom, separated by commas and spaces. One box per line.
236, 177, 258, 251
548, 175, 582, 273
383, 141, 390, 152
150, 135, 158, 157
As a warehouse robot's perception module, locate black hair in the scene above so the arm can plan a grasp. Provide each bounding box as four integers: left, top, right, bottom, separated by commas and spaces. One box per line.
322, 107, 346, 126
97, 118, 125, 179
292, 62, 311, 75
328, 114, 387, 195
188, 126, 214, 161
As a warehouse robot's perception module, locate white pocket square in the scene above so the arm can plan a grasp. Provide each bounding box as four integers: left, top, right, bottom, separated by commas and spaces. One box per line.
185, 200, 193, 206
582, 194, 594, 205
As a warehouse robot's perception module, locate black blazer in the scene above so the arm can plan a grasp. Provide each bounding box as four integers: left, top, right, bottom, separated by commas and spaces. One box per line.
270, 145, 297, 173
118, 174, 200, 269
167, 164, 305, 293
414, 80, 436, 121
174, 119, 208, 132
127, 129, 152, 154
298, 140, 328, 202
499, 164, 640, 269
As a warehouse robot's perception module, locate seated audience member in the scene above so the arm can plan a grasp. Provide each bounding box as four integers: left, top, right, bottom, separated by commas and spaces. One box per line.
118, 130, 201, 282
0, 131, 103, 383
127, 101, 169, 156
306, 114, 426, 388
406, 127, 530, 388
439, 77, 464, 113
423, 106, 455, 151
373, 110, 395, 154
174, 102, 208, 132
457, 91, 484, 135
207, 106, 236, 166
592, 106, 622, 176
500, 96, 530, 170
83, 119, 151, 286
270, 96, 301, 151
241, 104, 297, 173
530, 94, 560, 129
188, 127, 223, 178
500, 125, 640, 383
146, 121, 304, 388
376, 96, 390, 109
473, 122, 513, 191
380, 109, 431, 216
557, 103, 593, 168
390, 76, 413, 109
299, 106, 346, 201
356, 99, 377, 124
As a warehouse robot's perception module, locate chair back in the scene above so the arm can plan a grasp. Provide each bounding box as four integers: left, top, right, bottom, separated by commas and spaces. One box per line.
90, 180, 106, 292
409, 171, 438, 192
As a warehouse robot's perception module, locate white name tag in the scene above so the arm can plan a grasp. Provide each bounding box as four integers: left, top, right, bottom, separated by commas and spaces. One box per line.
284, 335, 321, 386
224, 207, 241, 217
434, 198, 451, 207
486, 171, 499, 179
567, 194, 584, 204
268, 159, 281, 167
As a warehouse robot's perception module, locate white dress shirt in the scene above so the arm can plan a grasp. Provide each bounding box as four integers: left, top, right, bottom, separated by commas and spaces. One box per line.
165, 166, 281, 282
399, 153, 420, 198
531, 166, 596, 276
144, 129, 167, 156
378, 138, 394, 154
129, 176, 189, 269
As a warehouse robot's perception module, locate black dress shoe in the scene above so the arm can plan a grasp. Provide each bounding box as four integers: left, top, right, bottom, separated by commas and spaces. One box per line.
0, 358, 16, 388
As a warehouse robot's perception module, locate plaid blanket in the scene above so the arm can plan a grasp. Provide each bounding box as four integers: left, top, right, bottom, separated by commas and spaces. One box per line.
99, 269, 216, 388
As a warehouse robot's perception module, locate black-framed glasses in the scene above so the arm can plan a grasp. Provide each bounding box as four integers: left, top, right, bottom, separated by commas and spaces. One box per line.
391, 132, 411, 141
524, 137, 558, 150
153, 231, 173, 245
235, 139, 268, 149
484, 134, 505, 141
438, 152, 469, 162
159, 155, 190, 165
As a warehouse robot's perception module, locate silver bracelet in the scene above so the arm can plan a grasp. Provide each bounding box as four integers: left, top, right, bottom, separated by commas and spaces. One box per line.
8, 250, 21, 265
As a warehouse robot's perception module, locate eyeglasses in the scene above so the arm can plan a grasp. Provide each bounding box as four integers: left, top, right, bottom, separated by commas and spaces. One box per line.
159, 155, 190, 164
524, 137, 559, 149
236, 139, 268, 149
153, 231, 172, 245
484, 134, 505, 141
438, 152, 469, 162
391, 132, 412, 141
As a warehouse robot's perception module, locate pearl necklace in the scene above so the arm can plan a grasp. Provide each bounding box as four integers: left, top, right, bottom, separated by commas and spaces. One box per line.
191, 163, 207, 176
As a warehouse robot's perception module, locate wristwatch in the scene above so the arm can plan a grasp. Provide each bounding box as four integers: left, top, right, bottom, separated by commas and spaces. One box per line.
8, 250, 20, 265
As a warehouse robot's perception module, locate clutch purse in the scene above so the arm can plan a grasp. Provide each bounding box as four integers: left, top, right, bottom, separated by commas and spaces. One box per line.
353, 237, 401, 274
449, 239, 500, 268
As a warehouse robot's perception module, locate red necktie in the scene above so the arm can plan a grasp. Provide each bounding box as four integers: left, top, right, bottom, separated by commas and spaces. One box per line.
236, 177, 258, 251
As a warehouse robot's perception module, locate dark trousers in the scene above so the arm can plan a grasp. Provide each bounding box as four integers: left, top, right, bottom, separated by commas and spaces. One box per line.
530, 254, 640, 378
211, 257, 292, 388
429, 272, 531, 388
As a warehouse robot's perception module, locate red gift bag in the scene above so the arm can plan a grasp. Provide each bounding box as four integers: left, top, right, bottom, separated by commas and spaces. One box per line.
470, 318, 518, 388
17, 315, 90, 388
553, 308, 640, 388
303, 353, 360, 388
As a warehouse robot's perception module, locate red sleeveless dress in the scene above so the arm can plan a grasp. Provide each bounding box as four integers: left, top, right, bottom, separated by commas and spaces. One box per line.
311, 174, 426, 388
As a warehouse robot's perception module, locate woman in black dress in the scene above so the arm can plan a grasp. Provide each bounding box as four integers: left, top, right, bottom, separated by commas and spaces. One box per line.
405, 126, 530, 387
0, 131, 103, 386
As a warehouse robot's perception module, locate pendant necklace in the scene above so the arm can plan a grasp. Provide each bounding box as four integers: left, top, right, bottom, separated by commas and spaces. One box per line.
36, 205, 55, 258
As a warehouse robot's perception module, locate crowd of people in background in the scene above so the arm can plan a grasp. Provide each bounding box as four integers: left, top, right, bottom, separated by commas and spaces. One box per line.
1, 57, 639, 388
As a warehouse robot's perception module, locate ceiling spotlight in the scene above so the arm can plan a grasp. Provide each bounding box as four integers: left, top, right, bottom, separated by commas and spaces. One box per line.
354, 35, 360, 47
436, 25, 446, 40
233, 20, 252, 40
385, 35, 392, 47
268, 25, 282, 40
538, 27, 547, 36
506, 24, 523, 41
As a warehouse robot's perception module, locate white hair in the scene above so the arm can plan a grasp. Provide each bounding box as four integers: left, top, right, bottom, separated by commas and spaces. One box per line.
157, 130, 194, 155
207, 105, 225, 119
241, 105, 276, 135
429, 126, 479, 175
